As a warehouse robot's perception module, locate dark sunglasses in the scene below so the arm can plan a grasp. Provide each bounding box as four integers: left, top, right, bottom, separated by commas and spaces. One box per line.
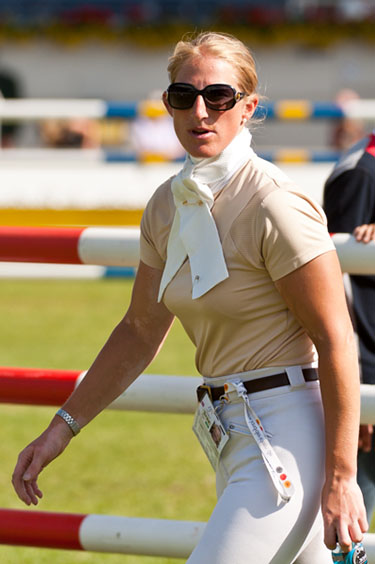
166, 83, 247, 111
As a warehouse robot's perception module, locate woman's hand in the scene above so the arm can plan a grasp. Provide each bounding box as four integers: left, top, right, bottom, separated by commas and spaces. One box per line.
12, 418, 73, 506
353, 223, 375, 243
321, 476, 368, 551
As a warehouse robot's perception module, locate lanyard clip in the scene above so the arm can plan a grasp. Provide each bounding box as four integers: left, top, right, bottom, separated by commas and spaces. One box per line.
196, 384, 213, 403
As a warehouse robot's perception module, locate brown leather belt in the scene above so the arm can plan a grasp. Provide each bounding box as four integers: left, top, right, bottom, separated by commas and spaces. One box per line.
197, 368, 318, 403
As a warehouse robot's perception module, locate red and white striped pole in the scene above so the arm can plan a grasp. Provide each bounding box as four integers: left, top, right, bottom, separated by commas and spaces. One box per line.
0, 508, 205, 558
1, 508, 375, 560
0, 227, 374, 274
0, 366, 200, 414
0, 366, 83, 406
0, 226, 140, 267
1, 366, 375, 422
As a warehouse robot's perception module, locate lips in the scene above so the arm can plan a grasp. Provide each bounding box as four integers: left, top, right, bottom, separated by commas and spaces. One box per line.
191, 128, 212, 137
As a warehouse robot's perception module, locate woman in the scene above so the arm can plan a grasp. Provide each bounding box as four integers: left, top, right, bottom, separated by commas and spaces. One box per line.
12, 32, 367, 563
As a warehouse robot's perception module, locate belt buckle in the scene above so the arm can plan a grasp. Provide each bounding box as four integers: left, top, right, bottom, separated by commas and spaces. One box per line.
196, 384, 213, 403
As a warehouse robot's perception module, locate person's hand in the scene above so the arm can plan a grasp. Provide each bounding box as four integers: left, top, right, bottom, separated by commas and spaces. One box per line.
12, 419, 73, 506
353, 224, 375, 244
321, 476, 368, 552
358, 424, 374, 453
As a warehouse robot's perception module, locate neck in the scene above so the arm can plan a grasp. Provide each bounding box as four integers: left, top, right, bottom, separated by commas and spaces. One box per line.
187, 127, 253, 193
189, 127, 252, 166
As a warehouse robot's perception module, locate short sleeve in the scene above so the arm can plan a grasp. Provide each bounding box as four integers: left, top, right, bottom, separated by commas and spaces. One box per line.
139, 177, 176, 270
140, 217, 165, 270
259, 190, 335, 281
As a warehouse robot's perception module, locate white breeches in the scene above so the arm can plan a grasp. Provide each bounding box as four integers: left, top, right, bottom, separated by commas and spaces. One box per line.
187, 380, 332, 564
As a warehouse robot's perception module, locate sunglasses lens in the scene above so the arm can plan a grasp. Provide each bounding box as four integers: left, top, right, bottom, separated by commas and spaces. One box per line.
168, 85, 195, 109
167, 84, 238, 111
204, 85, 235, 110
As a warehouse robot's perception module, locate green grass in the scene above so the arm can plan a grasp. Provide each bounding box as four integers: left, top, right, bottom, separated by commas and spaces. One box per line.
0, 279, 215, 564
1, 279, 374, 563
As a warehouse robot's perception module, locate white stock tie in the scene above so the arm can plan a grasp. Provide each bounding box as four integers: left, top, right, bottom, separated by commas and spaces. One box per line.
158, 127, 253, 302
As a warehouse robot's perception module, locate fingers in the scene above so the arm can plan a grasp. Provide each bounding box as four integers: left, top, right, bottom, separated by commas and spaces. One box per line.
324, 528, 339, 551
353, 224, 375, 243
12, 420, 73, 506
24, 479, 43, 506
12, 446, 46, 505
324, 524, 354, 552
325, 523, 366, 553
358, 424, 373, 453
323, 479, 368, 553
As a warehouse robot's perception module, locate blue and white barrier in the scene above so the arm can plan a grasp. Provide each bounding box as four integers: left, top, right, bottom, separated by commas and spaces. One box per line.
0, 98, 375, 121
0, 147, 342, 164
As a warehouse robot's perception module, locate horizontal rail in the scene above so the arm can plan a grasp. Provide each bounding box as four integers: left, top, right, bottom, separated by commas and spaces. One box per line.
0, 147, 341, 164
0, 367, 200, 414
0, 263, 135, 279
0, 226, 140, 267
0, 508, 374, 560
1, 366, 375, 422
0, 227, 374, 275
0, 98, 374, 121
0, 209, 143, 228
0, 508, 205, 558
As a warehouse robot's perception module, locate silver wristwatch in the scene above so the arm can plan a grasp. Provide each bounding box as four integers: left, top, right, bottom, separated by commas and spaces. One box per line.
56, 408, 81, 436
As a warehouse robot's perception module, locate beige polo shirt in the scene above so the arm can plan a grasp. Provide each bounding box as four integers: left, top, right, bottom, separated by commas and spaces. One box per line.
140, 156, 335, 378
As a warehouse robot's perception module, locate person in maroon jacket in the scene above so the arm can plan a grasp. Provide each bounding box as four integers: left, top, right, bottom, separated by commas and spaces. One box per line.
324, 132, 375, 523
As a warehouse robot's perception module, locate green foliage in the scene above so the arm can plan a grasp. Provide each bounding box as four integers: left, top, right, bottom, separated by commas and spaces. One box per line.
0, 279, 214, 563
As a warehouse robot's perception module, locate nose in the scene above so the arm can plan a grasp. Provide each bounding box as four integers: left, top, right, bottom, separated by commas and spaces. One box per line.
192, 94, 209, 118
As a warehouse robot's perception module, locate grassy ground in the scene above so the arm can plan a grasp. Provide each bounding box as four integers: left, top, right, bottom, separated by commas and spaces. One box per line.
1, 278, 373, 563
0, 279, 215, 564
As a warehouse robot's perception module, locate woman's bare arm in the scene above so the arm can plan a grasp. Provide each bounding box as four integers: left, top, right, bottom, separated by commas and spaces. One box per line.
12, 261, 174, 505
274, 250, 368, 551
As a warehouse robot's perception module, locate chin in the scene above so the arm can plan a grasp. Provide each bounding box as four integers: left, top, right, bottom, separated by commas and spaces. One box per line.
189, 144, 221, 159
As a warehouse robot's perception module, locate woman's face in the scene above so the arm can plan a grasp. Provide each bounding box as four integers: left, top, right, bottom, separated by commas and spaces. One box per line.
164, 55, 258, 158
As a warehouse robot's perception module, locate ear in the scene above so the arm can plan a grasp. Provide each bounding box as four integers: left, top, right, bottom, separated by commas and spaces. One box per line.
242, 94, 259, 123
162, 91, 173, 117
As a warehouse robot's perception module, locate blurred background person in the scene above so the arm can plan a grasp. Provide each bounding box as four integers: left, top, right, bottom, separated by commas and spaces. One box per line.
40, 118, 100, 148
0, 64, 22, 147
330, 89, 365, 152
323, 131, 375, 524
130, 89, 185, 161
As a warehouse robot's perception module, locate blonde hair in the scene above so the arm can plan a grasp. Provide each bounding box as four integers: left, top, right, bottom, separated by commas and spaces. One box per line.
167, 31, 258, 97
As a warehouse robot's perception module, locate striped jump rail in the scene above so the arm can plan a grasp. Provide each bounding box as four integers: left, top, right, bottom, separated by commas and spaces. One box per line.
0, 226, 374, 275
0, 98, 374, 121
0, 508, 374, 559
0, 366, 200, 414
0, 226, 140, 267
0, 508, 205, 558
0, 147, 342, 164
1, 366, 375, 422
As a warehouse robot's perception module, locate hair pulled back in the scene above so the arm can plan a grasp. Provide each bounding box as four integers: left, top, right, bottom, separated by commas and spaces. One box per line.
167, 32, 258, 97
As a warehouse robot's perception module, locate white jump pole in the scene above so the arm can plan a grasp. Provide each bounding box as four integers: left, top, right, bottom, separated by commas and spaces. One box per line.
360, 385, 375, 425
0, 508, 374, 560
1, 227, 375, 273
105, 374, 199, 414
80, 515, 205, 558
332, 234, 375, 275
0, 508, 205, 558
2, 366, 375, 421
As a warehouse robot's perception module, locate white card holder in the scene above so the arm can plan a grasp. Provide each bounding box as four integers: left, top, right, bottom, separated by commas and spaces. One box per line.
192, 392, 229, 470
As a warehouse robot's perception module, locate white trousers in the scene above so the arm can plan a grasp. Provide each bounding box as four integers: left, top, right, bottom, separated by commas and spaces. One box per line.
187, 377, 332, 564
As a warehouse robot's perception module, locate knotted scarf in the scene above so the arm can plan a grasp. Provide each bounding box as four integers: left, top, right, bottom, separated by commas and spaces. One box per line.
158, 127, 254, 301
